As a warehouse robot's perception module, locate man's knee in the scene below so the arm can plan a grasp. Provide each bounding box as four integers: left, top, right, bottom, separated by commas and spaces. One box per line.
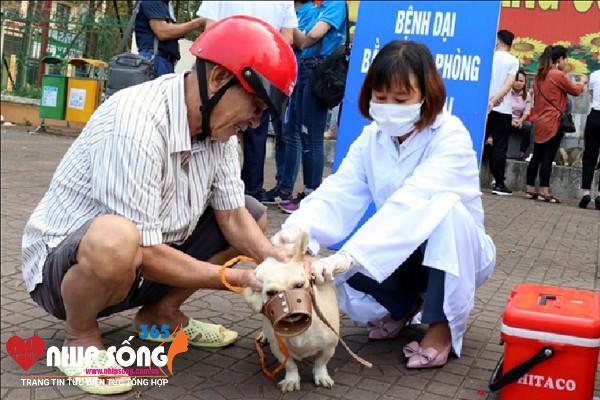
79, 215, 141, 280
245, 195, 267, 227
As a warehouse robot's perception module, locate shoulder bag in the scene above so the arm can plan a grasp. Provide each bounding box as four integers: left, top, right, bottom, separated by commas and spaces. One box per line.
309, 2, 351, 109
105, 0, 158, 98
536, 82, 576, 133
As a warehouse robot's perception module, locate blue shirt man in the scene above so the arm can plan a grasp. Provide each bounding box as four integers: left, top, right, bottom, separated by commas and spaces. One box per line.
135, 0, 204, 77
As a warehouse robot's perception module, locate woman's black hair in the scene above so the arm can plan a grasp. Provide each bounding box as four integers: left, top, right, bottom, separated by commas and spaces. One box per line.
536, 45, 568, 81
515, 69, 528, 101
357, 40, 446, 131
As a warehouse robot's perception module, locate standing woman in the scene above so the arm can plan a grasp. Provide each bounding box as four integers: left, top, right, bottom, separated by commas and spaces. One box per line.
278, 0, 347, 213
579, 69, 600, 210
525, 45, 588, 203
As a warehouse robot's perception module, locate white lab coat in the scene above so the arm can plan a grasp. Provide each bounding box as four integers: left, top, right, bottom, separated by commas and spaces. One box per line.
283, 111, 496, 356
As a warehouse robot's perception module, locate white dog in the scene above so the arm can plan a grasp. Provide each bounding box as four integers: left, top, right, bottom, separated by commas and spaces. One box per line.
243, 233, 339, 392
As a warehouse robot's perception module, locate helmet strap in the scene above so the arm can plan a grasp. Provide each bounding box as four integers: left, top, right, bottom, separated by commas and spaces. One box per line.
195, 59, 239, 141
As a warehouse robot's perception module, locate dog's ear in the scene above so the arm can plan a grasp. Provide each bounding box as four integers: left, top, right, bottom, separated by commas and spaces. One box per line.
292, 231, 309, 263
243, 287, 263, 313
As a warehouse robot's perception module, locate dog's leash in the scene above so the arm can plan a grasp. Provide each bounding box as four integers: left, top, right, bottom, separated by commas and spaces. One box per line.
220, 256, 291, 378
309, 282, 373, 368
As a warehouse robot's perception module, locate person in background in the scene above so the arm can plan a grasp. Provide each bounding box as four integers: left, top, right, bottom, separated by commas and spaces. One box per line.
484, 30, 519, 196
579, 68, 600, 210
525, 45, 587, 203
21, 17, 296, 394
271, 40, 496, 369
520, 107, 536, 161
510, 70, 532, 161
278, 0, 347, 213
135, 0, 204, 78
262, 0, 317, 204
324, 104, 340, 139
197, 1, 298, 202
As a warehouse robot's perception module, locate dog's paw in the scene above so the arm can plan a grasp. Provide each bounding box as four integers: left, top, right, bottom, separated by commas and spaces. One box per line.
278, 377, 301, 392
314, 373, 334, 388
256, 330, 269, 346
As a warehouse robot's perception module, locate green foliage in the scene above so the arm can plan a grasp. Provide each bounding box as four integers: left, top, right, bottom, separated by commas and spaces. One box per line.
53, 0, 205, 41
3, 84, 42, 100
0, 0, 207, 94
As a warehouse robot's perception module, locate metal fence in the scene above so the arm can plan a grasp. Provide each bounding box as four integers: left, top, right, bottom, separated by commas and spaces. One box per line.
1, 2, 129, 97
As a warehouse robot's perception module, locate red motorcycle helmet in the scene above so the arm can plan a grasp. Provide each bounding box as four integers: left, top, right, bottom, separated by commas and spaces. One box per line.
190, 15, 297, 119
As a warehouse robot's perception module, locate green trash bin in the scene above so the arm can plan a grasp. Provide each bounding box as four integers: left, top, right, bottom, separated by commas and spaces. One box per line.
40, 56, 67, 120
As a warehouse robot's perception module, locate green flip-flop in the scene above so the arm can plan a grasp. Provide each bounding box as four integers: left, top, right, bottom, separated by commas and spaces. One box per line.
138, 318, 238, 348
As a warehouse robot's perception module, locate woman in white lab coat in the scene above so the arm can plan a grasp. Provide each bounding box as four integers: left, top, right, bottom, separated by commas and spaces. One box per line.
271, 40, 496, 369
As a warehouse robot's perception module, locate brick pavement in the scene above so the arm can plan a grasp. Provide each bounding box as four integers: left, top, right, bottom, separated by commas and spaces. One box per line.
1, 125, 599, 400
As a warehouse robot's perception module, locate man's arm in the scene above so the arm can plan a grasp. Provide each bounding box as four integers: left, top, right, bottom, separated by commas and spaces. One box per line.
140, 243, 259, 290
280, 27, 294, 45
293, 28, 306, 50
215, 207, 288, 263
149, 18, 205, 41
280, 2, 298, 45
488, 73, 516, 113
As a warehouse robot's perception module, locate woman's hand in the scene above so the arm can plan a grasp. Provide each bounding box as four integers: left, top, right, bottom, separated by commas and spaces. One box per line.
271, 225, 303, 253
311, 251, 358, 284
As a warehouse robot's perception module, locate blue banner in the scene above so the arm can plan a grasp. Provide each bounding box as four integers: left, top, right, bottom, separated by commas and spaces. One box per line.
330, 1, 500, 249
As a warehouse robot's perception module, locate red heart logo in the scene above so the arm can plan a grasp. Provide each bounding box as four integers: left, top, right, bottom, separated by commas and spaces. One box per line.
6, 336, 46, 371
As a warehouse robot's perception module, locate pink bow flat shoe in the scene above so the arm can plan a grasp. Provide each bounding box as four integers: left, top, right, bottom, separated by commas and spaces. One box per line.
367, 320, 404, 340
403, 341, 451, 369
368, 298, 423, 340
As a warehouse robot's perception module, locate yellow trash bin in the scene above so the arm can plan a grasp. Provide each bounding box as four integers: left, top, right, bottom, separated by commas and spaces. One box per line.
65, 58, 107, 123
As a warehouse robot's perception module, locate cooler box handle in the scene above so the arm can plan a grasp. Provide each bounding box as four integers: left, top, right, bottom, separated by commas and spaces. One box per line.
488, 345, 554, 392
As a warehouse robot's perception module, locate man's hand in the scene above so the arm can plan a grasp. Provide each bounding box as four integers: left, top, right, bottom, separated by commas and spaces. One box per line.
271, 225, 303, 253
311, 251, 358, 284
263, 246, 290, 264
192, 17, 207, 30
238, 269, 262, 292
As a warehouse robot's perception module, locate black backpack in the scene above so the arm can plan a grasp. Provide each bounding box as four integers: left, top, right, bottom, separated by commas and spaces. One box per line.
310, 44, 350, 108
309, 2, 350, 109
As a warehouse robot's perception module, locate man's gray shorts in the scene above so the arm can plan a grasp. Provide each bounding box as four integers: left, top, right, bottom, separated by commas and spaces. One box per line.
30, 196, 267, 321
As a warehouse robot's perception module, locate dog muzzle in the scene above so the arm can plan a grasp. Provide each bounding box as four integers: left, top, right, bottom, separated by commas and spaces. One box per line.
262, 288, 312, 337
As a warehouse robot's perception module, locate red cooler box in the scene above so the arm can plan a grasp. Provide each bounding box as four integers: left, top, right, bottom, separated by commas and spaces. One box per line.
490, 283, 600, 399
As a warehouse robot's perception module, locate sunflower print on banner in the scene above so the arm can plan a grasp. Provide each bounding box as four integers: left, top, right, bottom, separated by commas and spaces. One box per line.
511, 32, 600, 75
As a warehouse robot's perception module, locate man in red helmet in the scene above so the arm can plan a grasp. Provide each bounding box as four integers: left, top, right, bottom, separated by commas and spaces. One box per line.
196, 1, 298, 202
21, 16, 297, 394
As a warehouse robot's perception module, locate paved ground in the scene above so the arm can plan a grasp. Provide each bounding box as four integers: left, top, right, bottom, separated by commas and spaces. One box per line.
1, 124, 599, 400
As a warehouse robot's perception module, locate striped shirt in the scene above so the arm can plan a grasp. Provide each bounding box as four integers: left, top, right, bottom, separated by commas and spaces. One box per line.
22, 73, 245, 293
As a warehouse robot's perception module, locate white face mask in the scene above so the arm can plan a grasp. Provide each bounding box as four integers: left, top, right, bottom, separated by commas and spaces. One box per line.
369, 100, 423, 137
